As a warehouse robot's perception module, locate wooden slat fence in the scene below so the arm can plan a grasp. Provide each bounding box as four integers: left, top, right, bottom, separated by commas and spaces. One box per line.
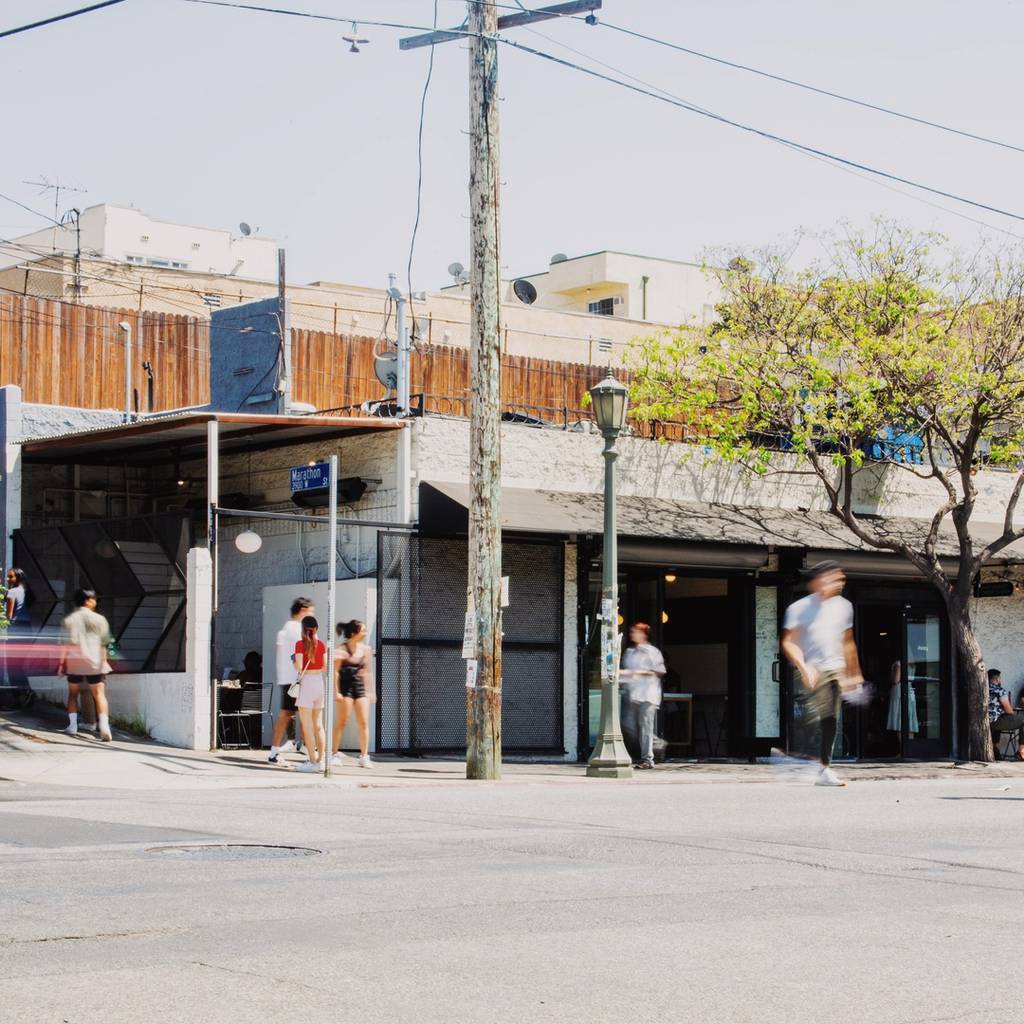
0, 294, 696, 439
291, 328, 612, 425
0, 294, 209, 411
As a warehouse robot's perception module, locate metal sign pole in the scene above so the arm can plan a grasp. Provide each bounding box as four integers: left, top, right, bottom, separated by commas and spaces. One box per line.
323, 454, 338, 777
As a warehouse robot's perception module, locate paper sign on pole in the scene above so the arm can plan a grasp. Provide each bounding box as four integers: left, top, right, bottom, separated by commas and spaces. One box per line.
462, 611, 476, 659
465, 659, 478, 689
500, 576, 509, 608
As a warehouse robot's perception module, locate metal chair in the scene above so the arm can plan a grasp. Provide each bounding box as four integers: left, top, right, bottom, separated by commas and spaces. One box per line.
218, 684, 270, 750
991, 720, 1021, 760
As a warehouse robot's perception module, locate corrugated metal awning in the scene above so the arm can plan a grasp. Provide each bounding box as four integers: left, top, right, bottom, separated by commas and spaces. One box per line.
20, 411, 405, 465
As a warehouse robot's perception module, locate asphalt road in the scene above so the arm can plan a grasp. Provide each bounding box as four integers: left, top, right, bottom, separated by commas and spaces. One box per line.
0, 761, 1020, 1024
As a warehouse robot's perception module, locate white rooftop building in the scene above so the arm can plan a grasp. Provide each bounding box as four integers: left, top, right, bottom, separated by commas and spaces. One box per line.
1, 203, 279, 281
443, 250, 724, 327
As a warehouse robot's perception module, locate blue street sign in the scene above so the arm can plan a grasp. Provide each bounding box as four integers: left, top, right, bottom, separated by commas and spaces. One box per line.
290, 462, 330, 492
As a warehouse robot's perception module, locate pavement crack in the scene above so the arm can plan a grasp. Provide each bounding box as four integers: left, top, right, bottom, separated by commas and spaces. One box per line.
2, 926, 182, 946
192, 960, 322, 994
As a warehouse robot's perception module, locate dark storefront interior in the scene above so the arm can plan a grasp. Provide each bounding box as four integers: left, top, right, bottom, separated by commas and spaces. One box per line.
582, 546, 958, 764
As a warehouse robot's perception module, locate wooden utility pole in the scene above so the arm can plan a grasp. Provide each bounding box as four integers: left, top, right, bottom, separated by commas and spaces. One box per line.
465, 0, 503, 779
400, 0, 602, 781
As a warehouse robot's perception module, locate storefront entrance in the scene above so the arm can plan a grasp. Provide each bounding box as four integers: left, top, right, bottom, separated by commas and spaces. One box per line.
581, 560, 783, 761
843, 589, 951, 760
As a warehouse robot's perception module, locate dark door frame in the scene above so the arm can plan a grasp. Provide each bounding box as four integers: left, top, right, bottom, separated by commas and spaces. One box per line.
849, 581, 952, 760
576, 536, 762, 761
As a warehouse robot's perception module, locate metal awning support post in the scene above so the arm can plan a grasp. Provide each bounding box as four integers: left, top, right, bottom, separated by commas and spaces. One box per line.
324, 454, 338, 777
207, 418, 219, 751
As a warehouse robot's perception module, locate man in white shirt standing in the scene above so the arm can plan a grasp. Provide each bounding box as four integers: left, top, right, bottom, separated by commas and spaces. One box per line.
780, 561, 863, 787
267, 596, 314, 764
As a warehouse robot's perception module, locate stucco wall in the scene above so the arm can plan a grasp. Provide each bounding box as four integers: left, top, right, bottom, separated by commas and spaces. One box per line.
30, 673, 194, 747
411, 416, 1024, 528
972, 594, 1024, 702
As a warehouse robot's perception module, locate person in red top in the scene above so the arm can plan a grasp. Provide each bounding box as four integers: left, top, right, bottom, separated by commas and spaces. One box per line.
292, 615, 327, 773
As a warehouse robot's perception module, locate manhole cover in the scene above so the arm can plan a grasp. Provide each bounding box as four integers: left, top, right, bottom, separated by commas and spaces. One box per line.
147, 843, 321, 860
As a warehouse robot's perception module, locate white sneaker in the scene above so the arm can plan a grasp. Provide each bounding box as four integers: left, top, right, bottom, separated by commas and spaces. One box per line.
99, 730, 112, 742
815, 766, 846, 787
330, 753, 345, 766
358, 755, 372, 769
63, 725, 78, 736
296, 761, 320, 773
278, 739, 296, 754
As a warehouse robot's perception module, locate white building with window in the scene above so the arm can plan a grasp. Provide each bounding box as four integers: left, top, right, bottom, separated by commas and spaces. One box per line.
0, 203, 279, 280
443, 249, 724, 327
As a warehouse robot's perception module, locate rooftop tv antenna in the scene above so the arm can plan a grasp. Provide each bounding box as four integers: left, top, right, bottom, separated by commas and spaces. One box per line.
238, 221, 252, 236
447, 261, 468, 285
23, 175, 87, 251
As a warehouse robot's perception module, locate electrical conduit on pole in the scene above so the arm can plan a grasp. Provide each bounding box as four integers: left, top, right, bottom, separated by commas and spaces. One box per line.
119, 320, 132, 423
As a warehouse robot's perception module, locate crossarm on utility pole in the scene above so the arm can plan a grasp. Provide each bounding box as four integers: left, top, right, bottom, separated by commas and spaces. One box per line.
399, 1, 601, 49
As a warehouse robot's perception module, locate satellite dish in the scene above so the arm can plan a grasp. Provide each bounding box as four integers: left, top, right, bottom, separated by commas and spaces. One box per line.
374, 352, 399, 390
447, 262, 465, 281
239, 222, 252, 236
550, 253, 568, 264
513, 279, 538, 305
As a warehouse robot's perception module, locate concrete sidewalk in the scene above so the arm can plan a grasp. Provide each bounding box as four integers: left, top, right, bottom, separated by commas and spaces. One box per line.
2, 702, 1022, 792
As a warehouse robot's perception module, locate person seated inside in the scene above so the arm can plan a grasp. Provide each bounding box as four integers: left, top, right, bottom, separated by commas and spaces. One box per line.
235, 651, 263, 686
988, 668, 1024, 760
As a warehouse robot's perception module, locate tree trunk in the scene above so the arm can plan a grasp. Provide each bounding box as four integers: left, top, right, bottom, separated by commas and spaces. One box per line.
949, 602, 994, 762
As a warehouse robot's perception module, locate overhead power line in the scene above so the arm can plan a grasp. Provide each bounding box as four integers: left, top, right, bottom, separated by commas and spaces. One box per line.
595, 20, 1024, 156
520, 23, 1024, 241
408, 0, 439, 308
0, 191, 64, 228
180, 0, 464, 33
0, 0, 129, 40
180, 1, 1024, 224
499, 36, 1024, 223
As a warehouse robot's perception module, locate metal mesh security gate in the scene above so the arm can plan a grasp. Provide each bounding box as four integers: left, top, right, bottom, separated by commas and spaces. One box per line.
377, 532, 564, 754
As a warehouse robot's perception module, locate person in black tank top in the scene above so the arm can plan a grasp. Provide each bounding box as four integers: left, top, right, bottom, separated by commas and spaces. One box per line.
331, 619, 374, 768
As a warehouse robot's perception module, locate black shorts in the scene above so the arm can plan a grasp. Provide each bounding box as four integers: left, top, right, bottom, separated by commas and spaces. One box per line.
68, 674, 105, 685
339, 677, 366, 700
279, 686, 298, 712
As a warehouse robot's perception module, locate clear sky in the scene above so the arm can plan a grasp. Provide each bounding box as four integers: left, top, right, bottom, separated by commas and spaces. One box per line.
3, 0, 1023, 290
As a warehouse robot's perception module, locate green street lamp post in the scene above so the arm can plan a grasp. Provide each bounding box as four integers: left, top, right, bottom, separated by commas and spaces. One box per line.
586, 372, 633, 779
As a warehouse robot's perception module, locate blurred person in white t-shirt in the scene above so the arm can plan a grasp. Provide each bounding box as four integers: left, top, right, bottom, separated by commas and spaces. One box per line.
267, 596, 314, 764
780, 561, 863, 787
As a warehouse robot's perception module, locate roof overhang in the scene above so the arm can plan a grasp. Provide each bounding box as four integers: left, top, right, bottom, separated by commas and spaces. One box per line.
20, 412, 406, 466
419, 482, 1024, 570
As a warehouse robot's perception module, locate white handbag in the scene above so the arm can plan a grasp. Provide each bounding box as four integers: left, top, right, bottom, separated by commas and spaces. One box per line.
287, 660, 308, 700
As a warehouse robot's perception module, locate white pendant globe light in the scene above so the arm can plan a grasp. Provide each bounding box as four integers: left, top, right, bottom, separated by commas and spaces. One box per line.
235, 530, 262, 554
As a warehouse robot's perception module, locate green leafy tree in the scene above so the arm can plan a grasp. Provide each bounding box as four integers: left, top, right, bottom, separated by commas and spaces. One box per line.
629, 223, 1024, 761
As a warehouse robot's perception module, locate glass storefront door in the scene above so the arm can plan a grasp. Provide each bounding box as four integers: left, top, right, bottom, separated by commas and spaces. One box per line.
851, 591, 950, 759
902, 610, 948, 758
581, 560, 757, 760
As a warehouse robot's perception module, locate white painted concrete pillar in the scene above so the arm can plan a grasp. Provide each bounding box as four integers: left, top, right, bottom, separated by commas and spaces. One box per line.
186, 546, 213, 750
